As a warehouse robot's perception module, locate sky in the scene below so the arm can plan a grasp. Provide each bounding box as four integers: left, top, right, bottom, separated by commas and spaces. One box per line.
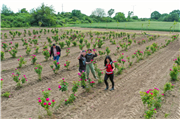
0, 0, 180, 18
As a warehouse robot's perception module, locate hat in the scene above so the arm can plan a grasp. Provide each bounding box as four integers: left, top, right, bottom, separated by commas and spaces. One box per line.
53, 44, 56, 46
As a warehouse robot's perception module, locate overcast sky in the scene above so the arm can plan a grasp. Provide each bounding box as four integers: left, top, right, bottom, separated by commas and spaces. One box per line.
0, 0, 180, 18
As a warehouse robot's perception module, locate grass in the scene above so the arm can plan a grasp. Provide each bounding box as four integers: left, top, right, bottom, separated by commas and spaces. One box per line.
67, 21, 180, 32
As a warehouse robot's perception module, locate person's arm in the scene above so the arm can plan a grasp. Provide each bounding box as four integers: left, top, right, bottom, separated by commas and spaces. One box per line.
112, 63, 115, 71
93, 51, 97, 58
77, 51, 82, 60
50, 47, 52, 57
100, 67, 106, 71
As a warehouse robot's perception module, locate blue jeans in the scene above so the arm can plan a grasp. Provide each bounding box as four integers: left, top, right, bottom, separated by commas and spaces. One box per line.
53, 56, 60, 62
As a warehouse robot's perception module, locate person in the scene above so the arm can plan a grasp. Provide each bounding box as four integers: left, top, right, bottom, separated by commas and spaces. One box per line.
50, 44, 61, 62
85, 49, 98, 80
77, 50, 90, 88
77, 50, 87, 73
100, 56, 115, 91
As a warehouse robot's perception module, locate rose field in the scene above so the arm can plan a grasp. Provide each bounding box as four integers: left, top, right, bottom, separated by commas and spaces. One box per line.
1, 27, 180, 119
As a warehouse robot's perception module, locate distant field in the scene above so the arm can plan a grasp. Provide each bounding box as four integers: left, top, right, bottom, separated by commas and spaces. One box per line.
68, 21, 180, 32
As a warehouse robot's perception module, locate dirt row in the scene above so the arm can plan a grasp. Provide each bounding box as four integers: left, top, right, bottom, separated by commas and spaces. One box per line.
1, 28, 179, 119
53, 37, 180, 119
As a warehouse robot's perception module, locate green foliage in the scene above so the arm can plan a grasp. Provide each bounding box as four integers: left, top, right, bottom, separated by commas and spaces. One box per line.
18, 56, 27, 68
26, 47, 31, 55
9, 48, 17, 58
169, 65, 180, 81
163, 82, 174, 94
50, 60, 60, 74
11, 69, 27, 87
1, 51, 5, 60
34, 64, 43, 81
59, 41, 65, 49
72, 41, 77, 46
79, 44, 85, 50
42, 49, 50, 61
58, 78, 69, 92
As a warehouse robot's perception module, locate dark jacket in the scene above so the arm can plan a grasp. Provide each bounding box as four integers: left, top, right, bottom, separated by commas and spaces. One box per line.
79, 55, 86, 70
85, 53, 97, 62
50, 46, 61, 57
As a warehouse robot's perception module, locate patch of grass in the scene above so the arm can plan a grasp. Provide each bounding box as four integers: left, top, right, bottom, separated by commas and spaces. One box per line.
164, 113, 169, 118
67, 21, 180, 32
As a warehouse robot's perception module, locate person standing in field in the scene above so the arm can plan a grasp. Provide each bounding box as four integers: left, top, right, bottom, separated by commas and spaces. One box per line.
77, 50, 91, 88
85, 49, 98, 80
77, 50, 87, 73
50, 44, 61, 62
100, 56, 115, 91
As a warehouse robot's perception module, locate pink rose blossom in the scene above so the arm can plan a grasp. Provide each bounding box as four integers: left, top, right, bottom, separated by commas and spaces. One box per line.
44, 102, 47, 105
52, 100, 55, 102
162, 93, 164, 96
38, 100, 42, 103
170, 69, 172, 71
65, 99, 67, 101
48, 88, 51, 91
18, 59, 19, 61
46, 98, 49, 101
58, 85, 61, 88
1, 79, 3, 81
48, 102, 51, 105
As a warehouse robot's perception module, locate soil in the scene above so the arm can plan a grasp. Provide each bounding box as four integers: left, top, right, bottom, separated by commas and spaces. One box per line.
1, 28, 180, 119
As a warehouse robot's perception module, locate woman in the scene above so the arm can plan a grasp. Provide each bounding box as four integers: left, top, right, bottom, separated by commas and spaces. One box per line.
101, 56, 115, 91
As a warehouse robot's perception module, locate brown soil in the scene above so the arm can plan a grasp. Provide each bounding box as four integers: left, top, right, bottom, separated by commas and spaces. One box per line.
1, 28, 180, 119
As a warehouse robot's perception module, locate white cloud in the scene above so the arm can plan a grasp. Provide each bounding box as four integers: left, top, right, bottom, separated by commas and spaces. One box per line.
0, 0, 180, 18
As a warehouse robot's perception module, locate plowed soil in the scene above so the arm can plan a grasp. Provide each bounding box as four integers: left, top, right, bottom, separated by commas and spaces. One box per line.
1, 28, 180, 119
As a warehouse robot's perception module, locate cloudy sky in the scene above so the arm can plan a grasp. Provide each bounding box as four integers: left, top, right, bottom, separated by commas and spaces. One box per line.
0, 0, 180, 18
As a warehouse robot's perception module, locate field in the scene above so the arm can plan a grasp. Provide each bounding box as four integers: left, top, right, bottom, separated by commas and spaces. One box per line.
1, 27, 180, 119
68, 21, 180, 32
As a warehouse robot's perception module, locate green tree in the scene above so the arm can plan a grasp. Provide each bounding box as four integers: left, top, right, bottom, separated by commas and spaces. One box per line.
30, 3, 56, 26
91, 8, 106, 17
1, 4, 14, 15
72, 10, 81, 18
108, 9, 114, 17
170, 10, 180, 17
132, 16, 138, 20
114, 12, 126, 22
151, 11, 161, 20
19, 8, 28, 13
127, 11, 133, 20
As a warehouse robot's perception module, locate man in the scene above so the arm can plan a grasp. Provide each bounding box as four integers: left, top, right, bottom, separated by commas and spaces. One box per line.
77, 50, 88, 88
85, 49, 98, 80
50, 44, 61, 62
77, 50, 87, 73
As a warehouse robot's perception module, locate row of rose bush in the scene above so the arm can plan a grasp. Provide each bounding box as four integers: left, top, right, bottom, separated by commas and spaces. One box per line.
139, 34, 179, 119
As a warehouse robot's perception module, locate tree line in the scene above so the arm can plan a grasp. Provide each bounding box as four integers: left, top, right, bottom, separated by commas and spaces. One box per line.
1, 3, 180, 28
